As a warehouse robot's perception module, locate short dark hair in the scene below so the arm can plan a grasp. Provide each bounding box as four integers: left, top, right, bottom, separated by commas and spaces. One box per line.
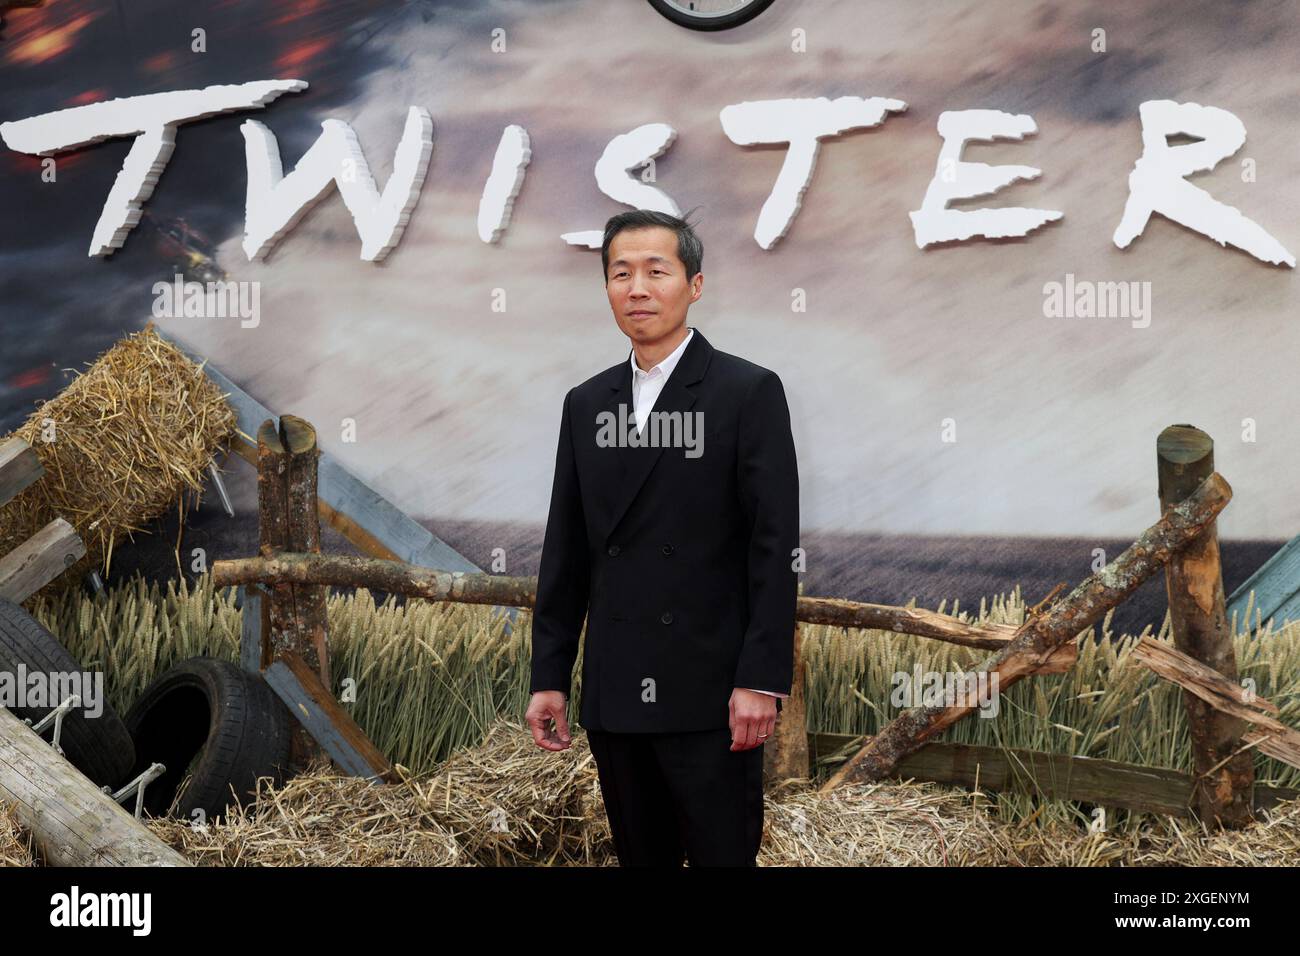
601, 207, 703, 282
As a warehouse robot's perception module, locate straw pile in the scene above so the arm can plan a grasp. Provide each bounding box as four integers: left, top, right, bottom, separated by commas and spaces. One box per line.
0, 325, 235, 586
147, 768, 465, 867
138, 717, 1300, 867
763, 779, 1021, 865
147, 719, 612, 866
0, 802, 36, 867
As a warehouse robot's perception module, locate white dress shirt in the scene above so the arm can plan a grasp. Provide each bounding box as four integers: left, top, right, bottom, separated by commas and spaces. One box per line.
628, 327, 789, 702
631, 327, 693, 433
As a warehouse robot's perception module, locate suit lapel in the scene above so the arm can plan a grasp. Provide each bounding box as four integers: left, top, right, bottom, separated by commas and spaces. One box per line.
602, 328, 712, 540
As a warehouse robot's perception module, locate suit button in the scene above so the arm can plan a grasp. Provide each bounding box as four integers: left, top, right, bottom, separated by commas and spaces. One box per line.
607, 544, 621, 556
661, 611, 673, 625
661, 543, 674, 555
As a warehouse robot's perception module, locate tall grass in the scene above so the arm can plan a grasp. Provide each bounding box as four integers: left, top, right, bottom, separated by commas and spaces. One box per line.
25, 574, 1300, 831
24, 575, 544, 772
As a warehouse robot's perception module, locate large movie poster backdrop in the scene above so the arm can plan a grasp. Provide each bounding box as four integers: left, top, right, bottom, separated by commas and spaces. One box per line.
3, 0, 1297, 632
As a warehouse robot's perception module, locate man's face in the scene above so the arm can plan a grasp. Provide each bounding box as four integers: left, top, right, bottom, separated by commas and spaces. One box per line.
605, 226, 703, 347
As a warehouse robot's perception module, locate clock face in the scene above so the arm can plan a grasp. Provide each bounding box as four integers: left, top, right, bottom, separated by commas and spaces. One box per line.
647, 0, 777, 31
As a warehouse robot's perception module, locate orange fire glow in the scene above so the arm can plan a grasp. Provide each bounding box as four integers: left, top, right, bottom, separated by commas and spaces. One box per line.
5, 9, 99, 66
274, 36, 330, 71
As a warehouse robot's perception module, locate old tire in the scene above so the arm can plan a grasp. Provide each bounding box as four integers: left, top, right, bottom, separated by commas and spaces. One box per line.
0, 598, 136, 788
124, 657, 294, 821
647, 0, 777, 31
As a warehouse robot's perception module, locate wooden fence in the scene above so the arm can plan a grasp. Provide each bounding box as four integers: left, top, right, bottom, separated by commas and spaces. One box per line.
213, 419, 1300, 831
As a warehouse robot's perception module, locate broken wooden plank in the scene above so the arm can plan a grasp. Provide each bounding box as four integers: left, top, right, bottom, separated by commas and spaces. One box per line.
0, 437, 43, 508
821, 471, 1234, 792
263, 651, 395, 784
0, 704, 190, 866
808, 732, 1300, 819
238, 584, 267, 674
0, 517, 86, 603
1131, 635, 1300, 772
1227, 532, 1300, 631
1241, 727, 1300, 772
1156, 425, 1253, 826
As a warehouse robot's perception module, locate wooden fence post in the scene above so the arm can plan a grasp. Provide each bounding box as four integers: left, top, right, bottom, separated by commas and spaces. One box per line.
257, 417, 328, 770
1157, 424, 1254, 827
764, 621, 809, 785
280, 415, 331, 691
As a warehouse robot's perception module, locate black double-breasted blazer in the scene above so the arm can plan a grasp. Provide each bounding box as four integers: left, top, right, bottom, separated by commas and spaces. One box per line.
529, 326, 799, 733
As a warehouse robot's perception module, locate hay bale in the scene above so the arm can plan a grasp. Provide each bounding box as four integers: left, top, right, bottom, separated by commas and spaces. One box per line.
408, 718, 613, 866
0, 325, 235, 589
0, 801, 36, 867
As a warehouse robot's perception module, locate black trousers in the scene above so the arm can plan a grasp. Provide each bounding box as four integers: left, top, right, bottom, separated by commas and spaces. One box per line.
586, 727, 765, 867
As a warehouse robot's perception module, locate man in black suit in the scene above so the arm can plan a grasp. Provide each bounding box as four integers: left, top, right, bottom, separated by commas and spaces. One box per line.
525, 209, 799, 866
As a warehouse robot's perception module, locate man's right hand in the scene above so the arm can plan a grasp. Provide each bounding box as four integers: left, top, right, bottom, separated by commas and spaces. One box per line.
526, 690, 572, 751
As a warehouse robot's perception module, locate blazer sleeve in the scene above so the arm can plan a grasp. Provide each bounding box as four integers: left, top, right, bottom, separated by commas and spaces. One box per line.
529, 387, 591, 697
733, 370, 800, 695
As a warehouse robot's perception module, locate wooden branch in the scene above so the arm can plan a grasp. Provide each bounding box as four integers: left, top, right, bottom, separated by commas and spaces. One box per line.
1131, 636, 1300, 772
0, 518, 86, 603
210, 553, 1056, 662
820, 471, 1234, 792
1157, 426, 1253, 825
0, 437, 43, 508
798, 596, 1014, 648
213, 553, 539, 606
800, 596, 1076, 671
0, 705, 190, 866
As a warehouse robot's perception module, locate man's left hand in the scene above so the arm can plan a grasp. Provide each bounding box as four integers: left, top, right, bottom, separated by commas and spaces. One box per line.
729, 687, 778, 751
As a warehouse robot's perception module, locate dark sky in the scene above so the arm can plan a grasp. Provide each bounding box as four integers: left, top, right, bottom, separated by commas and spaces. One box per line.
0, 0, 419, 430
